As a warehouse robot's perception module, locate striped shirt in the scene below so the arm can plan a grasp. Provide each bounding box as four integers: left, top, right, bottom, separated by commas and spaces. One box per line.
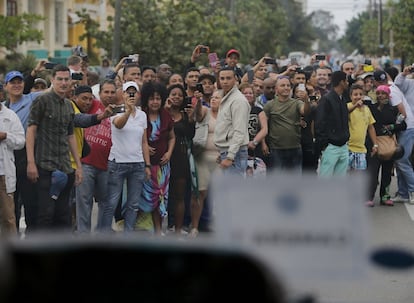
27, 90, 75, 173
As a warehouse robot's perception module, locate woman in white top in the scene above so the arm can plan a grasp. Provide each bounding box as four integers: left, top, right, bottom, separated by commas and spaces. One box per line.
101, 81, 151, 232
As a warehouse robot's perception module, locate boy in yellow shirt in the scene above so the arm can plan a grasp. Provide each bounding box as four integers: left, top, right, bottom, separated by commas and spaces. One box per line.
347, 84, 378, 172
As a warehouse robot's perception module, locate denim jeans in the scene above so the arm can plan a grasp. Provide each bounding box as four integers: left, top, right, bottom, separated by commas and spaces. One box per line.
219, 146, 248, 177
270, 147, 303, 173
75, 163, 108, 233
101, 161, 145, 232
318, 143, 349, 177
395, 128, 414, 198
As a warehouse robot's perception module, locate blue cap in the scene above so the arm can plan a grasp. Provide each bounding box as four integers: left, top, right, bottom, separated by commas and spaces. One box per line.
5, 71, 24, 83
50, 170, 68, 200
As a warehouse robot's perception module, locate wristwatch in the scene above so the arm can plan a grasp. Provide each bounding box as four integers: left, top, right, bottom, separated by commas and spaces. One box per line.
253, 140, 259, 146
145, 163, 151, 168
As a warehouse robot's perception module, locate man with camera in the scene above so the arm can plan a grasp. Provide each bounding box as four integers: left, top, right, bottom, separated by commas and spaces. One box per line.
391, 67, 414, 204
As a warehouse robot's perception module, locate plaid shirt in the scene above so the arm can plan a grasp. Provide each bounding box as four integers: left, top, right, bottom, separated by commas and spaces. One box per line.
28, 90, 75, 173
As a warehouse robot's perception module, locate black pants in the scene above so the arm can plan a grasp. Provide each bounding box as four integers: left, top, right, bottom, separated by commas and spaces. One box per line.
14, 173, 38, 233
367, 155, 393, 201
36, 168, 75, 231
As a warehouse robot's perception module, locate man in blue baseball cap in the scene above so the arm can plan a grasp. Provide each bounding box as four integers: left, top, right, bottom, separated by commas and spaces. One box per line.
4, 70, 44, 234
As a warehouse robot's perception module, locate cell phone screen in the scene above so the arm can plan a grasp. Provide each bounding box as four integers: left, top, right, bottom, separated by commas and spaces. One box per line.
208, 53, 219, 68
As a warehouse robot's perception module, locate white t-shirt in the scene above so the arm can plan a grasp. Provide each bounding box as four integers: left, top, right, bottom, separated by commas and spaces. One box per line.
390, 83, 414, 129
109, 108, 147, 163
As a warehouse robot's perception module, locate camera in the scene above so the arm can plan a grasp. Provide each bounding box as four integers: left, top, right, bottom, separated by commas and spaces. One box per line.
113, 105, 126, 114
199, 47, 209, 54
44, 62, 58, 69
195, 83, 204, 94
295, 67, 303, 73
71, 73, 83, 81
129, 92, 135, 98
264, 58, 276, 65
309, 95, 319, 101
124, 54, 139, 64
364, 59, 372, 65
315, 55, 326, 61
72, 45, 88, 62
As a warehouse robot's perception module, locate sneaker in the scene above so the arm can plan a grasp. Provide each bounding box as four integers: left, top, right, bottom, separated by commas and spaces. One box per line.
410, 192, 414, 205
391, 194, 409, 203
365, 200, 375, 207
380, 199, 394, 206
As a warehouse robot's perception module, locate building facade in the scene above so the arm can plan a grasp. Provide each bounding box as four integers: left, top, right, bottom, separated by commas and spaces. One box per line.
0, 0, 112, 63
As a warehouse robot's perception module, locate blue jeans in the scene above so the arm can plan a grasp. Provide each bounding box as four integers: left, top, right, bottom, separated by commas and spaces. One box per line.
75, 164, 108, 233
270, 147, 302, 173
395, 129, 414, 198
319, 143, 349, 177
101, 161, 145, 232
219, 146, 248, 177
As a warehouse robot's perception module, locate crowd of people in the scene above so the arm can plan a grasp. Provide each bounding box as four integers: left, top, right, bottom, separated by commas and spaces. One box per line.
0, 44, 413, 239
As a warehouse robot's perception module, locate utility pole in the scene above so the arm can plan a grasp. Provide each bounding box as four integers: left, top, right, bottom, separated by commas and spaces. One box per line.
112, 0, 121, 64
378, 0, 384, 51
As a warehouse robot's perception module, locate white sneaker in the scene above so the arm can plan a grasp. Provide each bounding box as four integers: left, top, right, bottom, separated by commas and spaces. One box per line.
391, 194, 409, 203
410, 193, 414, 205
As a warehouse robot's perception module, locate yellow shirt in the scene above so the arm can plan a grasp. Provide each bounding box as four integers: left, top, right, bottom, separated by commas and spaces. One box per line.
347, 103, 375, 153
70, 101, 83, 169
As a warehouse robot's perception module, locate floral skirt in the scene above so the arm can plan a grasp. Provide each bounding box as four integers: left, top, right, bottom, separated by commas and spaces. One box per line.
139, 163, 170, 217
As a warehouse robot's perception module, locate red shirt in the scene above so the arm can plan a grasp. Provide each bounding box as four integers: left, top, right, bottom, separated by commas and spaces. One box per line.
82, 100, 112, 170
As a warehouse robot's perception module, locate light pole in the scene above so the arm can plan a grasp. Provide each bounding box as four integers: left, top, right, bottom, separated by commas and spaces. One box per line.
112, 0, 121, 64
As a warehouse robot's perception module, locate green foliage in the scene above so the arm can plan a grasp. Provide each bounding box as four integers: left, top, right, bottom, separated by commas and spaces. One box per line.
389, 0, 414, 63
85, 0, 317, 71
0, 53, 38, 76
0, 14, 44, 51
310, 10, 339, 52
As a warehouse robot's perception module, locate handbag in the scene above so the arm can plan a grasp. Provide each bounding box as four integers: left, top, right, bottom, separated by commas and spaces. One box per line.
376, 135, 398, 160
192, 110, 210, 157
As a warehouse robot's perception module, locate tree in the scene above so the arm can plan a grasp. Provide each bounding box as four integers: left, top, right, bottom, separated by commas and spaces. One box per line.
83, 0, 316, 71
310, 10, 339, 53
388, 0, 414, 64
0, 14, 44, 52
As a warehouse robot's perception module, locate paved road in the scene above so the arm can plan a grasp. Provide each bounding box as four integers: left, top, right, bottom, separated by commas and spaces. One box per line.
304, 175, 414, 303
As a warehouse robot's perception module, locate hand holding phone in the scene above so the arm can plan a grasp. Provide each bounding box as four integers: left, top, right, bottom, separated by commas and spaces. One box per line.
208, 53, 219, 68
195, 83, 204, 94
199, 46, 209, 54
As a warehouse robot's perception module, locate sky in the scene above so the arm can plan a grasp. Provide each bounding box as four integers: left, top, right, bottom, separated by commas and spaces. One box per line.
306, 0, 369, 36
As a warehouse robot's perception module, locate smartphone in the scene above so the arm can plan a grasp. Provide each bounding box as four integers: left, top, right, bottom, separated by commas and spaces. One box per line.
363, 65, 374, 72
113, 105, 125, 114
315, 55, 326, 61
295, 67, 303, 73
184, 96, 193, 108
71, 73, 83, 80
129, 92, 135, 98
195, 83, 204, 94
44, 62, 57, 69
264, 58, 276, 65
208, 52, 219, 68
290, 58, 298, 65
199, 46, 209, 54
309, 95, 318, 101
364, 59, 372, 65
298, 83, 306, 91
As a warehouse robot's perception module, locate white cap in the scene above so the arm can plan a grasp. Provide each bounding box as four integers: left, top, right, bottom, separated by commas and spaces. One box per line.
122, 81, 139, 92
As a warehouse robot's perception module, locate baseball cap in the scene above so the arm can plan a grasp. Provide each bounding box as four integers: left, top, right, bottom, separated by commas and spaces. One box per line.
360, 72, 373, 80
376, 85, 391, 95
34, 78, 48, 87
122, 81, 139, 92
226, 49, 240, 58
5, 71, 24, 83
74, 85, 92, 96
50, 170, 68, 200
373, 70, 387, 82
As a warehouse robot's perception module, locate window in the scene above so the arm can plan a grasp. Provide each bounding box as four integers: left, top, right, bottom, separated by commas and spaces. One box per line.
7, 0, 17, 16
55, 1, 64, 43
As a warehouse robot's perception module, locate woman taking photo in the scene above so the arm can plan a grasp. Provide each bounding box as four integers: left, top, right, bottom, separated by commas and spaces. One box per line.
139, 82, 175, 235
